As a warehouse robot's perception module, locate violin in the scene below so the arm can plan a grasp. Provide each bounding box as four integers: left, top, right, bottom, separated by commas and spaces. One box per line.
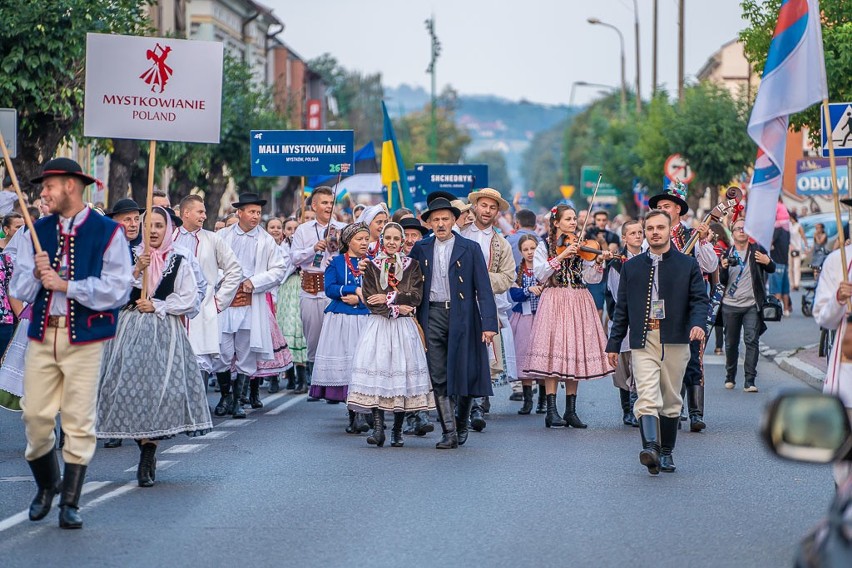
556, 233, 626, 262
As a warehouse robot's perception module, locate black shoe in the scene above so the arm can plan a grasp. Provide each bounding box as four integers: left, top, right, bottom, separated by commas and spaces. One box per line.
391, 412, 405, 447
239, 377, 250, 405
137, 443, 157, 488
638, 415, 661, 475
232, 374, 247, 419
103, 438, 123, 449
563, 394, 587, 428
345, 410, 359, 434
214, 372, 232, 416
687, 385, 706, 432
456, 397, 473, 446
434, 395, 458, 449
535, 386, 547, 414
545, 394, 566, 428
469, 404, 486, 432
58, 463, 87, 529
518, 385, 534, 415
367, 409, 386, 447
268, 376, 280, 394
509, 391, 524, 401
659, 416, 679, 473
27, 452, 62, 521
480, 396, 491, 414
284, 367, 296, 391
249, 378, 264, 409
414, 411, 434, 436
402, 413, 418, 435
293, 365, 308, 394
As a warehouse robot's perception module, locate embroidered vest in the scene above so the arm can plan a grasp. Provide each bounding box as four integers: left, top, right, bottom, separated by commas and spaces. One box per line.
128, 253, 184, 305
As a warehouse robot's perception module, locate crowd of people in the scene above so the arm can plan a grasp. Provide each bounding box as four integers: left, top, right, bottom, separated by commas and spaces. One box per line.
1, 155, 847, 530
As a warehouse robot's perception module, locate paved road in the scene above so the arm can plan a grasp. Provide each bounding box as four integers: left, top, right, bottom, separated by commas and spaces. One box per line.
759, 278, 821, 352
0, 354, 833, 567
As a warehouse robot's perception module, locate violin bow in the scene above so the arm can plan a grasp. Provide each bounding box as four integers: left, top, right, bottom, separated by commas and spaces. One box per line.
578, 173, 602, 239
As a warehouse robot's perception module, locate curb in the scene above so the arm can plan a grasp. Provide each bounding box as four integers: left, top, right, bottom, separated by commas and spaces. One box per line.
760, 341, 824, 391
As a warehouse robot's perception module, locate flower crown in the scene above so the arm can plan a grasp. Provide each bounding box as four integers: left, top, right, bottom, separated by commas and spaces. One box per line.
667, 179, 687, 201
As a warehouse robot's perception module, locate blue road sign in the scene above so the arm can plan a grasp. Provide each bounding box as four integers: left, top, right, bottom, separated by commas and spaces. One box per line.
413, 163, 489, 199
250, 130, 354, 177
820, 102, 852, 158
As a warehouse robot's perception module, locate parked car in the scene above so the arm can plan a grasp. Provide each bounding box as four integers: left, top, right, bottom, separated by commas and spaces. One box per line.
762, 391, 852, 566
799, 213, 850, 275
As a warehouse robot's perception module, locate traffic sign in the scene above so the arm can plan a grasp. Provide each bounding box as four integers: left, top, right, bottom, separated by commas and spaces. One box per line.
413, 163, 489, 199
0, 108, 17, 158
250, 130, 354, 177
820, 102, 852, 158
664, 153, 694, 184
580, 166, 618, 197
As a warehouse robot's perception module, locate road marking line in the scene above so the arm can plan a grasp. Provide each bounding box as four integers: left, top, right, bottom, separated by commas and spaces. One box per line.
0, 476, 33, 483
124, 460, 178, 473
198, 430, 231, 439
266, 394, 306, 416
85, 481, 137, 508
260, 392, 288, 406
0, 481, 111, 533
215, 419, 256, 427
162, 444, 208, 454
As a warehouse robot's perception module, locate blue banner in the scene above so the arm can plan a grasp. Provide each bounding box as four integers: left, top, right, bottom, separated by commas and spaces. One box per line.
413, 164, 489, 199
250, 130, 354, 177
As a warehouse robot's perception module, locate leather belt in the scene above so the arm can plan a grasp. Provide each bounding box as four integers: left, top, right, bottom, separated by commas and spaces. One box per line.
429, 301, 451, 310
47, 316, 68, 328
647, 319, 661, 331
301, 272, 325, 295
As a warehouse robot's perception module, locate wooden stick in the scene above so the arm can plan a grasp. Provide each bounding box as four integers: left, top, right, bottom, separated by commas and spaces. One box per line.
141, 140, 157, 298
0, 130, 42, 253
299, 177, 305, 222
823, 100, 848, 288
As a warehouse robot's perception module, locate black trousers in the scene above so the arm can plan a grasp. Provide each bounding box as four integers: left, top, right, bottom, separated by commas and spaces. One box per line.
426, 303, 450, 397
722, 304, 760, 384
682, 340, 703, 387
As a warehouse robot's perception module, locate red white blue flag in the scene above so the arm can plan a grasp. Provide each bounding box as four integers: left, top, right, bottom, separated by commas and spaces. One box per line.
744, 0, 827, 248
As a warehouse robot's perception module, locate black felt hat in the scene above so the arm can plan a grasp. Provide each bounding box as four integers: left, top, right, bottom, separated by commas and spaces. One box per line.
232, 192, 267, 208
399, 217, 429, 236
106, 198, 144, 219
30, 157, 97, 186
420, 197, 460, 222
426, 190, 456, 204
648, 180, 689, 216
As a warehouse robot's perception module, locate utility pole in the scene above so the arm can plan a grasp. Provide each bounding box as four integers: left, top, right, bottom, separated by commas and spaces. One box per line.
678, 0, 685, 103
652, 0, 658, 96
633, 0, 641, 113
425, 16, 441, 163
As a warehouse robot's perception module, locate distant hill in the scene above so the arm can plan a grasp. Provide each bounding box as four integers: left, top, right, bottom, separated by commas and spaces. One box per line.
385, 85, 573, 191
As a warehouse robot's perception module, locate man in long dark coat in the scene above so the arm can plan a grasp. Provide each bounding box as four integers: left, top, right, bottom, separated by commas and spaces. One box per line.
409, 196, 498, 449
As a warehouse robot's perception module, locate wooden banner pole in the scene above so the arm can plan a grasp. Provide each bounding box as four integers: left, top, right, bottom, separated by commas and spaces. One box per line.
299, 177, 306, 222
141, 140, 157, 298
0, 130, 42, 253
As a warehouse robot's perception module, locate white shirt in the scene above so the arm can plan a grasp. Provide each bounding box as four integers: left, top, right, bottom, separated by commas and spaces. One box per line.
461, 224, 493, 265
429, 235, 455, 302
10, 208, 133, 315
649, 251, 662, 303
0, 191, 17, 217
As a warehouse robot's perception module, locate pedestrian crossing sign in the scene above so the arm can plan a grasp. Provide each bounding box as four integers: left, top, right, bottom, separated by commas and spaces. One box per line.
820, 102, 852, 158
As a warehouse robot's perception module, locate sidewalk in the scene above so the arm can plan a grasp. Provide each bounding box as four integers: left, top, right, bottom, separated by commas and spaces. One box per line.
760, 341, 826, 391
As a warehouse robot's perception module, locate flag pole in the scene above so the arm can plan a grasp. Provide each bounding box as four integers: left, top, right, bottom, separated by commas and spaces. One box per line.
0, 130, 42, 253
141, 139, 157, 299
823, 100, 849, 287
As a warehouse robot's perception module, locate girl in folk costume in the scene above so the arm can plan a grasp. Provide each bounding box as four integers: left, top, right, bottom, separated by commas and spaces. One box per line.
274, 217, 308, 392
96, 207, 212, 488
360, 203, 389, 260
509, 234, 546, 416
309, 223, 371, 431
347, 223, 434, 448
523, 204, 614, 428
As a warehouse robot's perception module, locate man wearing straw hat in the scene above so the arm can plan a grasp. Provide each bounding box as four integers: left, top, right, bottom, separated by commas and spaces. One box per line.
10, 157, 133, 529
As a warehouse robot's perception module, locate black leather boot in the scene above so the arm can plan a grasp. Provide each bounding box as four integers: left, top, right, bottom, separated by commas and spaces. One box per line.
480, 396, 491, 414
638, 415, 661, 475
346, 410, 358, 434
469, 400, 486, 432
687, 385, 706, 432
391, 412, 405, 447
367, 408, 386, 447
214, 371, 233, 417
403, 413, 417, 435
293, 365, 308, 394
456, 396, 473, 446
353, 411, 369, 433
518, 385, 534, 415
563, 394, 588, 428
536, 386, 547, 414
231, 374, 247, 419
619, 388, 632, 425
58, 463, 87, 529
545, 394, 566, 428
659, 416, 679, 473
268, 374, 280, 394
27, 451, 62, 521
284, 367, 296, 391
249, 378, 264, 409
137, 443, 157, 487
628, 390, 639, 427
414, 411, 434, 436
103, 438, 123, 448
239, 376, 250, 405
434, 395, 458, 449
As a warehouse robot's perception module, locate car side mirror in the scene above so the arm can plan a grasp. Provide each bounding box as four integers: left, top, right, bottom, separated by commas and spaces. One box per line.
762, 391, 852, 464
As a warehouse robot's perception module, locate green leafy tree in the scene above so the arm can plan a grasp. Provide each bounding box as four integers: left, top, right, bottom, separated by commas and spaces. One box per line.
600, 118, 642, 217
393, 88, 471, 167
467, 149, 512, 193
634, 93, 676, 190
0, 0, 154, 193
522, 119, 569, 207
740, 0, 852, 143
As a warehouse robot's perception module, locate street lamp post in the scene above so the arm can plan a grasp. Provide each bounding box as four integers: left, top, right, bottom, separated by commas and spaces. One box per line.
587, 17, 627, 116
569, 81, 617, 108
425, 16, 441, 163
632, 0, 641, 113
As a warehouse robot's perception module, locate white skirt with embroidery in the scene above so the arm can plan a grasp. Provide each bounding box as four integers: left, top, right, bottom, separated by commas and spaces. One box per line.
311, 312, 368, 387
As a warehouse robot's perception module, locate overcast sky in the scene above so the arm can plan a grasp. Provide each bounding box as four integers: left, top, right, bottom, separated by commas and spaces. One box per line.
264, 0, 750, 106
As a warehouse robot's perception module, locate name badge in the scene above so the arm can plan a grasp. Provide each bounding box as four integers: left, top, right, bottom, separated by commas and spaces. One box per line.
311, 252, 324, 268
650, 299, 666, 320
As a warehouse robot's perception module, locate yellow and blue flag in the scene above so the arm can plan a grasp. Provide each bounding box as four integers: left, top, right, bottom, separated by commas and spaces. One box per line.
381, 101, 414, 212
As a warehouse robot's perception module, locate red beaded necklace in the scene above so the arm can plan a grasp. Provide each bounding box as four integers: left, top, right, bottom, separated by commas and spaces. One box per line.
344, 253, 361, 278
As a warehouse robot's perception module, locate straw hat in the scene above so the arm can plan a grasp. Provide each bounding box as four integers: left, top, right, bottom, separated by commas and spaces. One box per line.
468, 187, 509, 212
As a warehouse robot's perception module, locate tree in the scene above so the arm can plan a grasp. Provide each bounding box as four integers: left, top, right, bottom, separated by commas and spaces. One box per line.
669, 82, 754, 210
467, 149, 512, 193
740, 0, 852, 143
393, 88, 471, 167
634, 93, 676, 191
0, 1, 154, 193
600, 118, 642, 217
522, 118, 569, 207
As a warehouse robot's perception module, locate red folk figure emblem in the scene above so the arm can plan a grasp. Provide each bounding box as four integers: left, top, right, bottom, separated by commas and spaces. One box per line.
139, 43, 174, 93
